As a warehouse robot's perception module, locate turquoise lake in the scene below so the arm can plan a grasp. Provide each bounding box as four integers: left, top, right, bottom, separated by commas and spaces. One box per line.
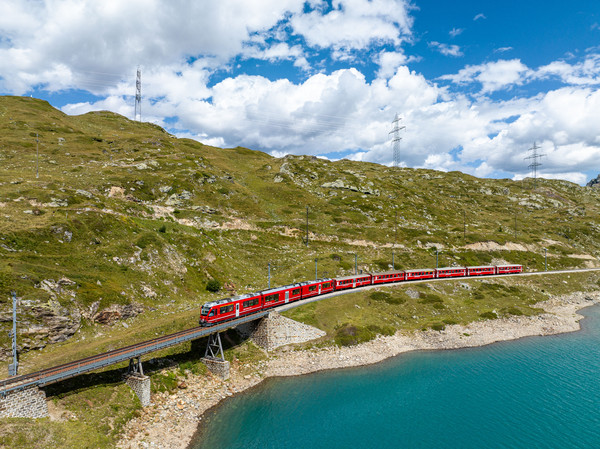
190, 305, 600, 449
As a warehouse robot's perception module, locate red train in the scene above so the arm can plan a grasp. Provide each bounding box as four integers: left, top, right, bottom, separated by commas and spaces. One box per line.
199, 264, 523, 326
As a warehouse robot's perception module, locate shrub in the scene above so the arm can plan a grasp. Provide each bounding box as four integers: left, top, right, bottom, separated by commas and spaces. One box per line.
370, 291, 406, 305
430, 323, 445, 331
506, 307, 524, 316
479, 311, 498, 320
206, 279, 221, 293
158, 224, 167, 233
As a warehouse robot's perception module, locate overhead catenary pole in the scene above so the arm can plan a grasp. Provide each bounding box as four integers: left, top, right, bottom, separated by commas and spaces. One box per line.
544, 248, 547, 271
315, 258, 318, 280
9, 291, 18, 376
355, 254, 358, 275
393, 211, 397, 270
35, 133, 39, 178
268, 262, 271, 288
305, 205, 309, 247
435, 247, 439, 269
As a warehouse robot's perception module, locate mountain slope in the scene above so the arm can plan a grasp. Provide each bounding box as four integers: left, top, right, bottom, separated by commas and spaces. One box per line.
0, 95, 599, 359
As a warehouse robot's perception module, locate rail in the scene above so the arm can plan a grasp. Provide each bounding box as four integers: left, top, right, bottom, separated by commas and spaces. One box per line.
0, 309, 270, 396
1, 267, 598, 396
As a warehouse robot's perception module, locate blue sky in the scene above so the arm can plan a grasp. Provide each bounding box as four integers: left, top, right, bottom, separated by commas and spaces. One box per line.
1, 0, 599, 184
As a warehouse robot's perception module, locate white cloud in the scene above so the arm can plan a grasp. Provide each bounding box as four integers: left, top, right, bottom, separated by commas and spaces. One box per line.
429, 42, 463, 57
535, 54, 600, 86
449, 28, 464, 38
0, 0, 306, 94
439, 59, 531, 93
290, 0, 414, 50
375, 51, 408, 79
473, 13, 486, 21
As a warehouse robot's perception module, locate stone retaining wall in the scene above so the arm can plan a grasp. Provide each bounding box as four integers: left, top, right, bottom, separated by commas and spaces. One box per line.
0, 386, 49, 418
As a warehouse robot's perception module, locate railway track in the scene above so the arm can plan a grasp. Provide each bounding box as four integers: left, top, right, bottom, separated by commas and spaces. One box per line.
2, 267, 599, 396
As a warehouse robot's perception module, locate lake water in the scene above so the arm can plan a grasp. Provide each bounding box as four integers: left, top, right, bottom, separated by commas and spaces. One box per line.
190, 306, 600, 449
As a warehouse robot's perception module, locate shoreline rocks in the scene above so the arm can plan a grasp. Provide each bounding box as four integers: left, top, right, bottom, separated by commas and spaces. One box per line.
116, 291, 600, 449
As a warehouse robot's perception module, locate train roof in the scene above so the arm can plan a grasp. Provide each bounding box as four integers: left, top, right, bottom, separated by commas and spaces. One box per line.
261, 283, 303, 295
372, 270, 405, 276
404, 268, 434, 273
202, 292, 261, 308
467, 265, 495, 269
436, 266, 466, 271
495, 264, 522, 268
335, 273, 372, 281
297, 278, 333, 286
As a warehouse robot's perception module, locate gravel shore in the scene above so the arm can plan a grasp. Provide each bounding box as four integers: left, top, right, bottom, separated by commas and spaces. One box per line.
116, 291, 600, 449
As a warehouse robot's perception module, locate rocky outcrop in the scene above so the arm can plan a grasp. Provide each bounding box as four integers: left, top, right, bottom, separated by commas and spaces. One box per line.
586, 174, 600, 188
321, 179, 380, 195
93, 304, 144, 325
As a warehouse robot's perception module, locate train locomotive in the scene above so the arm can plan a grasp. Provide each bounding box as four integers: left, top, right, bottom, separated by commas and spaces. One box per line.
199, 264, 523, 326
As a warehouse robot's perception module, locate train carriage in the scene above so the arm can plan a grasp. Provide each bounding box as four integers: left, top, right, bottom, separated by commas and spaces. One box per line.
372, 270, 405, 284
435, 267, 467, 278
199, 292, 262, 326
334, 274, 372, 290
299, 279, 335, 299
199, 261, 525, 326
466, 265, 496, 276
496, 264, 523, 274
405, 268, 435, 281
261, 283, 303, 309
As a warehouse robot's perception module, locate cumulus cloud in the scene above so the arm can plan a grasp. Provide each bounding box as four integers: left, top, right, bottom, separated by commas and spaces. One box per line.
535, 54, 600, 86
439, 59, 531, 93
0, 0, 306, 94
290, 0, 414, 50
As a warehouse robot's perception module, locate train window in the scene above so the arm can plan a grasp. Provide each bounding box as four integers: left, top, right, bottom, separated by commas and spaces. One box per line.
308, 285, 317, 292
323, 282, 331, 288
220, 305, 233, 314
265, 294, 278, 303
209, 309, 216, 317
243, 298, 259, 308
292, 288, 301, 295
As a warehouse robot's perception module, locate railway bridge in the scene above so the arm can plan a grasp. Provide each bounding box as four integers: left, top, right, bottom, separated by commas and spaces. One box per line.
1, 268, 598, 418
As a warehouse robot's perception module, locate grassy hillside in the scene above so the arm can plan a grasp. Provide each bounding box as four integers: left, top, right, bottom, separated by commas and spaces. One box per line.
1, 96, 600, 448
0, 95, 599, 362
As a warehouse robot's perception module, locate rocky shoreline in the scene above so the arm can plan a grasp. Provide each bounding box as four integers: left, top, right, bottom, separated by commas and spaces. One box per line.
115, 291, 600, 449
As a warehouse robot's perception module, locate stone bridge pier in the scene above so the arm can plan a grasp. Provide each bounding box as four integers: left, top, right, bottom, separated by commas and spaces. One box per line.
0, 386, 49, 419
124, 356, 151, 407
